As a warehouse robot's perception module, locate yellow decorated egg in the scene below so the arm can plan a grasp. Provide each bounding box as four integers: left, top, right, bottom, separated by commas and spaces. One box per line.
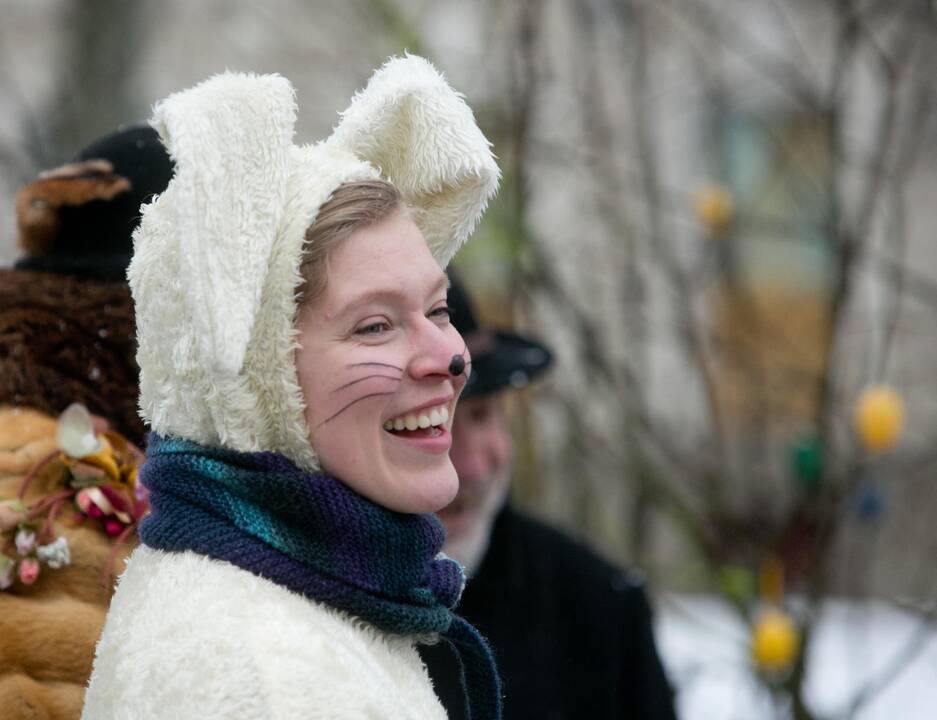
752, 608, 799, 672
855, 386, 904, 453
694, 183, 735, 235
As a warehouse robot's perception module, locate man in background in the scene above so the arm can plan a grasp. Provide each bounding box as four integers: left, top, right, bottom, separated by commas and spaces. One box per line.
422, 276, 677, 720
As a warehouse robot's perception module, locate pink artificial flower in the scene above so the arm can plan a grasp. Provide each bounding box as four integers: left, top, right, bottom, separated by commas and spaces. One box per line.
18, 558, 40, 585
14, 528, 36, 556
76, 488, 93, 513
103, 519, 124, 537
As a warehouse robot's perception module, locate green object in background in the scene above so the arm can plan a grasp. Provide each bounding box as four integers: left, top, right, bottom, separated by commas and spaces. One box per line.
719, 565, 756, 604
792, 435, 823, 492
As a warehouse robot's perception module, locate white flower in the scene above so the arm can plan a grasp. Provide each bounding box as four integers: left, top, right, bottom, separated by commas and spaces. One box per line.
14, 528, 36, 556
36, 536, 71, 569
57, 403, 103, 458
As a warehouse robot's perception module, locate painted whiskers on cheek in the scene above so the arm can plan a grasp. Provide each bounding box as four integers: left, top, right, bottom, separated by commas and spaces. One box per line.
316, 363, 404, 428
350, 362, 405, 372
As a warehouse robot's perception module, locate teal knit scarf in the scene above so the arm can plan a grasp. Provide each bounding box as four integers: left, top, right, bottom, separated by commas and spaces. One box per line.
138, 435, 501, 720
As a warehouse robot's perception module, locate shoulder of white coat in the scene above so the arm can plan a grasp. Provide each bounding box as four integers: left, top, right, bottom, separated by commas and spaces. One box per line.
85, 547, 446, 720
83, 548, 271, 718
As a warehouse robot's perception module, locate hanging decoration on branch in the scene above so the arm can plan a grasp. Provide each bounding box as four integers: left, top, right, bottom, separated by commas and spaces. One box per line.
693, 182, 735, 237
791, 434, 823, 493
855, 482, 884, 523
749, 557, 800, 675
751, 606, 800, 674
759, 557, 785, 605
854, 385, 904, 453
719, 564, 757, 605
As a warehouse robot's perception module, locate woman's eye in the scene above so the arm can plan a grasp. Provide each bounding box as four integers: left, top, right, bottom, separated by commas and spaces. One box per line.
355, 321, 390, 336
429, 305, 454, 322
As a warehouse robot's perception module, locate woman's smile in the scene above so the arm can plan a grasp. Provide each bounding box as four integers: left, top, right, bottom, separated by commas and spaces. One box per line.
382, 396, 455, 453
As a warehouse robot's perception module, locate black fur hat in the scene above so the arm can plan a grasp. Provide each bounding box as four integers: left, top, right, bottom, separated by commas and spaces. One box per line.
14, 125, 173, 281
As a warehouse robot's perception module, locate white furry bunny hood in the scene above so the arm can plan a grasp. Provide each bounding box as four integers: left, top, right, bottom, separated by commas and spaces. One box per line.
129, 55, 500, 470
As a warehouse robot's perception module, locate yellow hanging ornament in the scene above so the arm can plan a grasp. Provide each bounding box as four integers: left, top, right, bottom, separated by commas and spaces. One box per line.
854, 385, 904, 453
759, 557, 784, 605
694, 182, 735, 236
752, 607, 799, 673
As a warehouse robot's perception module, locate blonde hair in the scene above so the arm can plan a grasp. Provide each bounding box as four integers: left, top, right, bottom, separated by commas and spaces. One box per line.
299, 180, 403, 303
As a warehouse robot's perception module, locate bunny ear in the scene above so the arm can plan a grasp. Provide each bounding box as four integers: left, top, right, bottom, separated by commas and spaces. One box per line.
327, 55, 500, 267
144, 72, 296, 375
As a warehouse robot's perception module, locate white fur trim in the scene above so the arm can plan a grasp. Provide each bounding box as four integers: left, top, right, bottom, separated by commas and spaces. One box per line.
140, 72, 295, 378
82, 547, 447, 719
131, 57, 499, 469
251, 144, 377, 469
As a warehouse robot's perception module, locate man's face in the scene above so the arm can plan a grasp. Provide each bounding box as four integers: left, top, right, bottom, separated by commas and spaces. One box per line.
437, 393, 513, 570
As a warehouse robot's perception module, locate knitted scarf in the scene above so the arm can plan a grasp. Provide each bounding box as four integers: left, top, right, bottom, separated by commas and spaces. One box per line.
139, 435, 501, 720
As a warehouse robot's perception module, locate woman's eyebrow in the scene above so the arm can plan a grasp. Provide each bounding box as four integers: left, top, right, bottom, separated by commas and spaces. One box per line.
333, 289, 406, 321
335, 275, 449, 320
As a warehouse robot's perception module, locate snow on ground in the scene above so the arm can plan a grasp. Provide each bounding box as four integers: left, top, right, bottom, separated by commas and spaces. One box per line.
656, 594, 937, 720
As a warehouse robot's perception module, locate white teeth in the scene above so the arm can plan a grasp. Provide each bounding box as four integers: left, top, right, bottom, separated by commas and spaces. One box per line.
384, 404, 450, 432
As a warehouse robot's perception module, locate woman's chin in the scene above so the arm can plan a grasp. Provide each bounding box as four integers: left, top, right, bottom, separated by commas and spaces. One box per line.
327, 450, 459, 515
371, 432, 459, 513
377, 460, 459, 515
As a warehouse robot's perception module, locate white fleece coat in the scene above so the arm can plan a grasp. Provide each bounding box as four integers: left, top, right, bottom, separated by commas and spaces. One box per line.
82, 56, 496, 719
81, 547, 447, 719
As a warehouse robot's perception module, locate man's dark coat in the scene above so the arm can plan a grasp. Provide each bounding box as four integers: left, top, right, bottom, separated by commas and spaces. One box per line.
422, 506, 678, 720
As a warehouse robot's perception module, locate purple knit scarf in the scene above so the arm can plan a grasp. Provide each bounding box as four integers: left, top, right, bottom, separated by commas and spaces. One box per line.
139, 435, 501, 719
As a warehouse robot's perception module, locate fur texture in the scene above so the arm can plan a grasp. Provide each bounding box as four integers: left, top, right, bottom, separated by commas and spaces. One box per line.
0, 270, 143, 444
13, 127, 173, 283
16, 161, 131, 257
0, 407, 135, 720
328, 54, 499, 267
130, 55, 499, 470
82, 547, 447, 719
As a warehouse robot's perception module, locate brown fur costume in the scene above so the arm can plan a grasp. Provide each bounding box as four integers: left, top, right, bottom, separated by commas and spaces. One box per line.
0, 269, 141, 445
0, 126, 170, 720
0, 407, 134, 720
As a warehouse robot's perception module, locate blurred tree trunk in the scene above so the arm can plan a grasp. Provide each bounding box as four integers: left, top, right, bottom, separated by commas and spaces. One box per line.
44, 0, 146, 162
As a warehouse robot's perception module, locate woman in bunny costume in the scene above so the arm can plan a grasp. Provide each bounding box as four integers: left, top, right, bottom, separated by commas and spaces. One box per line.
82, 56, 501, 720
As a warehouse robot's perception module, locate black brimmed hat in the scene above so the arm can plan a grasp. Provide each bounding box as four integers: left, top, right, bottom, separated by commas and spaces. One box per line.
448, 274, 553, 398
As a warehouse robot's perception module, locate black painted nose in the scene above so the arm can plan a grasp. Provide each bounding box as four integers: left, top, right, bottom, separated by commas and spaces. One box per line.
448, 354, 466, 376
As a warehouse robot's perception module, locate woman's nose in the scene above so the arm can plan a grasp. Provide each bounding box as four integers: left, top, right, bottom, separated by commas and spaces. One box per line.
407, 319, 465, 380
